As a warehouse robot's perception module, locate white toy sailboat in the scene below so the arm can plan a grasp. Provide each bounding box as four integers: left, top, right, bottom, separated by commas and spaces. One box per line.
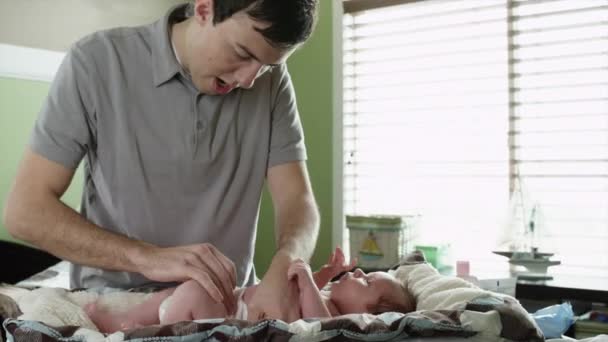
493, 249, 560, 280
493, 178, 561, 280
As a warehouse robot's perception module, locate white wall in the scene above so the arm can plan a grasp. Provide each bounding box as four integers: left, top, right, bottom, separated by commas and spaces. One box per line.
0, 0, 187, 52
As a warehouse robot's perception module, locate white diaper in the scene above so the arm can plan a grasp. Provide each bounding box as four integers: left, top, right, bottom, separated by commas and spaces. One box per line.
233, 287, 248, 320
158, 294, 173, 322
158, 287, 248, 322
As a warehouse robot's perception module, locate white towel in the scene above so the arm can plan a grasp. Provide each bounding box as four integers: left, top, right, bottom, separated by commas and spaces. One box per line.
1, 285, 150, 331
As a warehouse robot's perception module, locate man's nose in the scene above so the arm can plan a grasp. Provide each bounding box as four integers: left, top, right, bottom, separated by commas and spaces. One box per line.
353, 268, 364, 277
236, 61, 264, 89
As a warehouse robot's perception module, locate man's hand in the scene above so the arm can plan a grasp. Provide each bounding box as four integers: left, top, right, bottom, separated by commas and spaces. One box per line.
287, 259, 332, 319
247, 252, 300, 322
287, 258, 314, 286
133, 243, 237, 315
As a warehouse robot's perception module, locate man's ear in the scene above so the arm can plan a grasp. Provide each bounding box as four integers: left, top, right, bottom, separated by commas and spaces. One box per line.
194, 0, 214, 24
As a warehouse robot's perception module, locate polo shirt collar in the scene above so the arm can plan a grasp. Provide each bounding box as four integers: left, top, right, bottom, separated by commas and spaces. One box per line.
151, 4, 188, 87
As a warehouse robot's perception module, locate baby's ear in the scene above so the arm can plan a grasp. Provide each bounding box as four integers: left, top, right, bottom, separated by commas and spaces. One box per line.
370, 302, 385, 315
375, 302, 388, 314
375, 285, 415, 314
373, 299, 402, 315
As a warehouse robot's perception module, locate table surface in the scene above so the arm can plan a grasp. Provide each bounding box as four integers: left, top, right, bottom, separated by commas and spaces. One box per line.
517, 274, 608, 292
516, 274, 608, 303
460, 263, 608, 303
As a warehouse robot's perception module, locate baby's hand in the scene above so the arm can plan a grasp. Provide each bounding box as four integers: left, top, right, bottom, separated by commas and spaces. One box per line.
321, 246, 357, 278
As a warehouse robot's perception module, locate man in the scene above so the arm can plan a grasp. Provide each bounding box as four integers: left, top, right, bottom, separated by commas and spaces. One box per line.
2, 0, 319, 322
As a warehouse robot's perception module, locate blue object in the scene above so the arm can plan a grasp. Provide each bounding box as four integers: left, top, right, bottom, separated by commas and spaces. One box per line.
531, 302, 575, 338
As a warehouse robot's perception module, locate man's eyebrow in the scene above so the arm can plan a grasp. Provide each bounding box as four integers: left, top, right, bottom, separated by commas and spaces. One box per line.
237, 43, 281, 67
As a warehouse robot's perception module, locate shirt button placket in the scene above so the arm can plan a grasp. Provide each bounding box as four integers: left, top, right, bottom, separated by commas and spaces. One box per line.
192, 93, 205, 158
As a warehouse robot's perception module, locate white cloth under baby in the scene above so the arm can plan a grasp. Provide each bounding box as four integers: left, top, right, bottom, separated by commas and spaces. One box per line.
159, 287, 248, 322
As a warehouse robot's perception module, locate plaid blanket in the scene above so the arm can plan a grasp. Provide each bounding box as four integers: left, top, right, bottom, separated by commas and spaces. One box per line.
3, 311, 474, 342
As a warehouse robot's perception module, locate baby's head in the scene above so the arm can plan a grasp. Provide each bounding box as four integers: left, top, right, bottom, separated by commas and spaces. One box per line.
329, 269, 414, 315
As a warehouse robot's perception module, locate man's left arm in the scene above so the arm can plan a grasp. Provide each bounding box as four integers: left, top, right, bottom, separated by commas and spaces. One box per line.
247, 161, 320, 322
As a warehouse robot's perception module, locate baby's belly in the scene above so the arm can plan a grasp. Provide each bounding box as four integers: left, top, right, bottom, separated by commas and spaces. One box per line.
239, 284, 302, 321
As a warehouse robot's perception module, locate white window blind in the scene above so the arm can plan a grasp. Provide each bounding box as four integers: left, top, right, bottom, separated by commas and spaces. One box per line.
342, 0, 608, 277
510, 0, 608, 276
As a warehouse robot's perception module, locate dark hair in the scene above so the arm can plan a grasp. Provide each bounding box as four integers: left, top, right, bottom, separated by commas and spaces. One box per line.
188, 0, 318, 49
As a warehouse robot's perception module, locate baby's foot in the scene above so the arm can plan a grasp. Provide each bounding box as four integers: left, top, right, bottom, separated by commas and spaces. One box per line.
84, 302, 101, 320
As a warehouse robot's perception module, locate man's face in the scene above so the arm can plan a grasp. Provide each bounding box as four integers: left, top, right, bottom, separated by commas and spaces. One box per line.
183, 1, 295, 95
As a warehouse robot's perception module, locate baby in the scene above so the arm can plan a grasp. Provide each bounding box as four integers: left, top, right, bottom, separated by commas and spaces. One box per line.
86, 247, 414, 333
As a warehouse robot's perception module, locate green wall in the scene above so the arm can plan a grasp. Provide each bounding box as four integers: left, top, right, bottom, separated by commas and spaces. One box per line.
1, 0, 334, 273
0, 77, 84, 242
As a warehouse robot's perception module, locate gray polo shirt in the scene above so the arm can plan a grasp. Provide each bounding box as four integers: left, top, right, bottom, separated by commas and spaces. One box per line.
30, 4, 307, 289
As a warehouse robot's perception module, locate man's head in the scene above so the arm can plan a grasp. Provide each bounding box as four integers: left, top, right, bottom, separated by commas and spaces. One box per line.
202, 0, 317, 50
330, 269, 415, 314
176, 0, 318, 94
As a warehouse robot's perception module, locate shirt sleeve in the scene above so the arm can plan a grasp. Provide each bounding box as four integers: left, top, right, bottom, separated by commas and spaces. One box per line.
267, 64, 307, 168
29, 44, 96, 170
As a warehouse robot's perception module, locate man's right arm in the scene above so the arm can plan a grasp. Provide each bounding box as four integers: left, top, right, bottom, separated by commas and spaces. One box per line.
3, 148, 144, 271
2, 149, 236, 313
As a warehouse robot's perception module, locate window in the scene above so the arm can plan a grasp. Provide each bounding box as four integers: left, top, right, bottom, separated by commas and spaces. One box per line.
341, 0, 608, 277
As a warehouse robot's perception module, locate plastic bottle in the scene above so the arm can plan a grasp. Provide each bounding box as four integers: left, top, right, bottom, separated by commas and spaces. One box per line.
456, 260, 479, 285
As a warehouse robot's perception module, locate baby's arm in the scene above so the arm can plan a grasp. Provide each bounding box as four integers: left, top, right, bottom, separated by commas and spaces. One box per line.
288, 259, 331, 318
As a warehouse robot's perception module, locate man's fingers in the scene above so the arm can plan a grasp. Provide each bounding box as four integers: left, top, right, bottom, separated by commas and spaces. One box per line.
208, 246, 237, 286
199, 258, 236, 314
186, 251, 235, 314
184, 251, 206, 269
186, 255, 234, 311
202, 246, 237, 313
188, 268, 224, 304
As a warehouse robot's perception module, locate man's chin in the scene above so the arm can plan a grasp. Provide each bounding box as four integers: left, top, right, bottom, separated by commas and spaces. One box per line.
194, 84, 210, 94
187, 77, 210, 94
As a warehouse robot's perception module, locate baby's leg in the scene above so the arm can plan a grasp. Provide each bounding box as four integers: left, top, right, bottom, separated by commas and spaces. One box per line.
161, 280, 229, 324
85, 288, 175, 333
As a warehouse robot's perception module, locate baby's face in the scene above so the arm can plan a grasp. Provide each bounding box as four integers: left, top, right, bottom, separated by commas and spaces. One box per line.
329, 270, 404, 314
